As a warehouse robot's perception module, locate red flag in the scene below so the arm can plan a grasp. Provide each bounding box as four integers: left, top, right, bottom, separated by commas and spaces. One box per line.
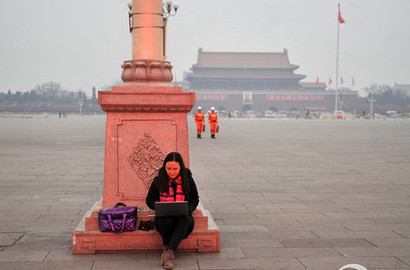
338, 4, 345, 24
316, 77, 319, 84
352, 77, 355, 86
341, 76, 344, 84
328, 77, 333, 85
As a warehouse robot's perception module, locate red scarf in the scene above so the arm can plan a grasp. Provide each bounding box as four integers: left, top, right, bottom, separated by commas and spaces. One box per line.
159, 176, 185, 202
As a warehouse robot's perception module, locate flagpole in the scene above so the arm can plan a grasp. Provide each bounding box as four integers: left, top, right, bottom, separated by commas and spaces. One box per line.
335, 3, 340, 115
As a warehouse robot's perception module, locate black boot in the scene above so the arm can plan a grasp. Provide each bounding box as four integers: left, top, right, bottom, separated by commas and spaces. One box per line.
197, 134, 201, 139
211, 134, 215, 139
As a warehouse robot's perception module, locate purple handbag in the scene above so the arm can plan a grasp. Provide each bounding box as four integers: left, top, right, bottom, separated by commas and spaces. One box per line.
98, 202, 140, 234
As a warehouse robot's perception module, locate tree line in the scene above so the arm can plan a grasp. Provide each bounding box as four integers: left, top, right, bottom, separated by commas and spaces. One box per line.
0, 82, 98, 104
2, 82, 408, 105
359, 84, 409, 105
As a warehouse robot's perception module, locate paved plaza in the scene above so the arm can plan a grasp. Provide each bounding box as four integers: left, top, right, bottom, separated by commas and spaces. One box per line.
0, 115, 410, 270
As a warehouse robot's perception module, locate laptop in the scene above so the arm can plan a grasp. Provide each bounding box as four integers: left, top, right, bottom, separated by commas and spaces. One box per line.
154, 201, 188, 217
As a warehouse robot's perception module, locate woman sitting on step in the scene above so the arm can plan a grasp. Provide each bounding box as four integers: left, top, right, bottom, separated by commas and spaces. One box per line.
146, 152, 199, 270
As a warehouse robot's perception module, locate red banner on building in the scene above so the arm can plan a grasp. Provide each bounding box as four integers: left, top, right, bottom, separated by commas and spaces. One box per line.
267, 95, 324, 101
196, 94, 228, 101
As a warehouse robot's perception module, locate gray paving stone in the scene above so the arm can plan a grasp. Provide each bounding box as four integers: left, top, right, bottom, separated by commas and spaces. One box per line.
29, 218, 76, 229
197, 257, 305, 270
44, 248, 96, 261
242, 205, 284, 215
175, 247, 246, 259
222, 238, 283, 248
242, 247, 342, 258
212, 213, 258, 220
312, 228, 404, 239
298, 256, 410, 270
0, 233, 24, 247
1, 116, 410, 269
4, 232, 72, 251
291, 213, 334, 224
0, 250, 49, 261
0, 261, 94, 270
323, 212, 399, 220
93, 255, 199, 269
263, 229, 320, 240
334, 247, 410, 257
394, 228, 410, 238
280, 238, 375, 248
278, 203, 317, 214
218, 224, 269, 232
0, 222, 27, 232
227, 231, 280, 241
211, 203, 249, 212
91, 255, 151, 270
369, 216, 410, 224
238, 196, 278, 204
342, 223, 410, 232
255, 218, 303, 227
367, 238, 410, 248
398, 257, 410, 267
5, 208, 49, 217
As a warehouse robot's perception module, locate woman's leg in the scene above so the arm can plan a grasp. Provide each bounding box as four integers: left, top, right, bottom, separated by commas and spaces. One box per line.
167, 216, 194, 251
155, 217, 178, 246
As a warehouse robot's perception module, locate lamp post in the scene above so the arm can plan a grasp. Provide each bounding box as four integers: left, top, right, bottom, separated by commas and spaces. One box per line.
128, 0, 163, 61
368, 92, 376, 117
123, 0, 178, 84
127, 1, 178, 60
162, 1, 179, 59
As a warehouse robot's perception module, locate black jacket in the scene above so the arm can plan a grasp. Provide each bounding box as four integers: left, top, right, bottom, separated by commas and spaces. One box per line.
146, 169, 199, 215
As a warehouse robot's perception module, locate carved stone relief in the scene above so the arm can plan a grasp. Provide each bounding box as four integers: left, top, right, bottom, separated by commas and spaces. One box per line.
128, 132, 165, 188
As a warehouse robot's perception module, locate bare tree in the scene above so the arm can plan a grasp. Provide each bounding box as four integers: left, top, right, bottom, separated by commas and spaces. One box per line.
31, 81, 75, 102
33, 82, 62, 101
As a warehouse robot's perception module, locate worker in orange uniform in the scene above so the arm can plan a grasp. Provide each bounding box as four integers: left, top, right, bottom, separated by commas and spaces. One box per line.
194, 106, 205, 138
208, 107, 218, 139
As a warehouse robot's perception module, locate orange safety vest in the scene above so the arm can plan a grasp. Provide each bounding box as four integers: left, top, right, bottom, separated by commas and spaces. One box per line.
208, 112, 218, 123
194, 112, 205, 122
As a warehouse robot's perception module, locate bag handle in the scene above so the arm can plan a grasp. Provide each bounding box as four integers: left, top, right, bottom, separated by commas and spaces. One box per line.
114, 203, 141, 213
108, 214, 127, 234
114, 202, 127, 208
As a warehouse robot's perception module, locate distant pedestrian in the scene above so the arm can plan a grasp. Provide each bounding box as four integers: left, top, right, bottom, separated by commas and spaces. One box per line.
194, 106, 205, 139
208, 107, 218, 139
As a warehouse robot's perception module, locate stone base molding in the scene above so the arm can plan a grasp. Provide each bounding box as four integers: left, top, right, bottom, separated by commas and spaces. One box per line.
121, 59, 173, 83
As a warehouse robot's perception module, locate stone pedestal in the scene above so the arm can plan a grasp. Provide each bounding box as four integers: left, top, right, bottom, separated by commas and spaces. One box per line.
99, 85, 194, 207
72, 84, 220, 254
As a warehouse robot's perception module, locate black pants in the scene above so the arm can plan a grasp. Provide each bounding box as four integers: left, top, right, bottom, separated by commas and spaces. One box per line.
155, 215, 194, 251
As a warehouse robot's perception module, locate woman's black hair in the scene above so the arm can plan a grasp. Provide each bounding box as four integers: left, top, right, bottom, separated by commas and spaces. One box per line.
156, 152, 190, 195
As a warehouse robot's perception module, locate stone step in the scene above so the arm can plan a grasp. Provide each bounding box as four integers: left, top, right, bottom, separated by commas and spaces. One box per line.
73, 201, 220, 254
72, 227, 220, 254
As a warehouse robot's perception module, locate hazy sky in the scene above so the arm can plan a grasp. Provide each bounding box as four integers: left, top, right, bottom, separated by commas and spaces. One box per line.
1, 0, 409, 96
